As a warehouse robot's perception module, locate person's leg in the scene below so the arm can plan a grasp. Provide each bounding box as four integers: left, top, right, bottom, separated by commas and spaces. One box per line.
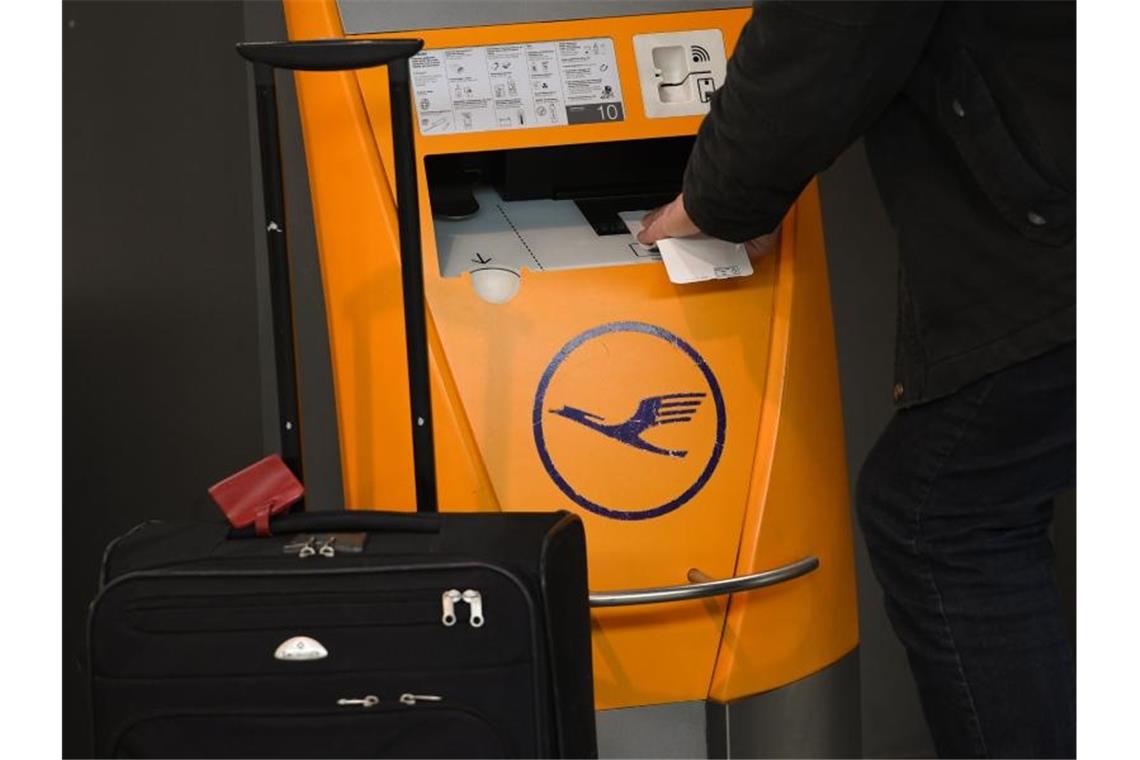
857, 343, 1075, 758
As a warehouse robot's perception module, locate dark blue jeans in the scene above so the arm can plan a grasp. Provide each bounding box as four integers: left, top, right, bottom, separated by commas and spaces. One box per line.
857, 343, 1076, 758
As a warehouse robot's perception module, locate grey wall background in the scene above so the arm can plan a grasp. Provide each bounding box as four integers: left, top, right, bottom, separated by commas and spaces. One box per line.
63, 3, 263, 757
62, 2, 1074, 757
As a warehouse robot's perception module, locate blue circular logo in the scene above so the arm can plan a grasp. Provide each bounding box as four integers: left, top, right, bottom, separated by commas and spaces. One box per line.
533, 321, 726, 520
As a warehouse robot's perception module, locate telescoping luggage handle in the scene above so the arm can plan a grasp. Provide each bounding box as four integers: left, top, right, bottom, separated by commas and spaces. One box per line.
228, 510, 441, 539
236, 38, 438, 513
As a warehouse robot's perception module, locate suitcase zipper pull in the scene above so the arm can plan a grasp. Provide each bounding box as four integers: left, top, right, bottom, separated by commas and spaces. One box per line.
399, 693, 443, 706
318, 536, 337, 558
461, 589, 484, 628
337, 695, 379, 708
297, 536, 317, 559
441, 589, 462, 626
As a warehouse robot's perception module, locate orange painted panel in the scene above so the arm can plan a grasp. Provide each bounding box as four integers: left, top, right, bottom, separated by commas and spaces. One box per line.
280, 0, 857, 709
708, 184, 860, 701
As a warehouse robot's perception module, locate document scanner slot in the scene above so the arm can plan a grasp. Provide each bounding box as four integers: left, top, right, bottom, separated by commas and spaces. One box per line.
426, 136, 693, 289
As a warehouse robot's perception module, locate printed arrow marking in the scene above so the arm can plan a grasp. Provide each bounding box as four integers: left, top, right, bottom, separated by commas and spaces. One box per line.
471, 253, 492, 265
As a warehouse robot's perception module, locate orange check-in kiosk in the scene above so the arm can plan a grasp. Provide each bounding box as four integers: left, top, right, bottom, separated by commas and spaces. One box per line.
280, 1, 860, 755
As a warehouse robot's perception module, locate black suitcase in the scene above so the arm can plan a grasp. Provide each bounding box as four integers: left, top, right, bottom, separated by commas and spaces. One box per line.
88, 39, 597, 759
90, 511, 594, 758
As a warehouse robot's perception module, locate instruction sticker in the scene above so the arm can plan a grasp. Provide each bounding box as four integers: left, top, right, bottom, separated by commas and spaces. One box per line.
410, 37, 625, 135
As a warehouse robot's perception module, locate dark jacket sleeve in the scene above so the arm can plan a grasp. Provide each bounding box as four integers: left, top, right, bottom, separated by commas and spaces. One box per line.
684, 1, 943, 242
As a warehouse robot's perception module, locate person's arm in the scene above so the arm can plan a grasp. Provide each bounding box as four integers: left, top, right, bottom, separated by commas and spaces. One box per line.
640, 0, 942, 245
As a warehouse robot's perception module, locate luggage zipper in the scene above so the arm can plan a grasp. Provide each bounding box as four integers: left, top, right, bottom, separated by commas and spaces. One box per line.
462, 589, 484, 627
335, 693, 442, 708
285, 535, 338, 558
440, 589, 462, 626
440, 588, 484, 628
336, 695, 379, 708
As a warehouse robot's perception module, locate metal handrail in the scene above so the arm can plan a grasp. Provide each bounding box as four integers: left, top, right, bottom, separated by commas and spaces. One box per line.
588, 556, 819, 608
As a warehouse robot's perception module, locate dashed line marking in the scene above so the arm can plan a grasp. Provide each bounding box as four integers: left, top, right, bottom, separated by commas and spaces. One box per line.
496, 204, 544, 270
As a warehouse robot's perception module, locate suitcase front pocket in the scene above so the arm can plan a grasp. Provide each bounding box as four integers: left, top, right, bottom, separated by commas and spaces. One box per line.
94, 567, 537, 677
96, 660, 540, 758
113, 703, 509, 758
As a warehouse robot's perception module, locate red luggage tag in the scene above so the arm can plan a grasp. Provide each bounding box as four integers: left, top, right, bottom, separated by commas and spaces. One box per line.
208, 454, 303, 536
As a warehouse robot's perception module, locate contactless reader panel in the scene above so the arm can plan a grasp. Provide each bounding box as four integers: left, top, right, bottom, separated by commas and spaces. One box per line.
632, 30, 727, 118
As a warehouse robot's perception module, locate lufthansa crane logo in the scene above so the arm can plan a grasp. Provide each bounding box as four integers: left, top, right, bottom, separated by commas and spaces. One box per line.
533, 322, 726, 520
548, 393, 707, 458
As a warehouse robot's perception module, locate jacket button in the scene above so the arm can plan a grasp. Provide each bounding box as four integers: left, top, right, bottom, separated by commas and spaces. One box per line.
951, 99, 965, 117
1027, 211, 1047, 226
892, 382, 905, 401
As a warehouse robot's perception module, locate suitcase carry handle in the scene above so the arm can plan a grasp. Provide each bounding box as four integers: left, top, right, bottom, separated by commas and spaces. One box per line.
238, 38, 438, 512
228, 510, 440, 539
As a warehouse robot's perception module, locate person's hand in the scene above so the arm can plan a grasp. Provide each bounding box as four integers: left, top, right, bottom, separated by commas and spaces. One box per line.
637, 193, 780, 257
637, 193, 700, 245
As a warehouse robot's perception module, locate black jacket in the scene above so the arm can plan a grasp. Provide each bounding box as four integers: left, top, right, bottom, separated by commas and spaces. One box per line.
684, 1, 1075, 406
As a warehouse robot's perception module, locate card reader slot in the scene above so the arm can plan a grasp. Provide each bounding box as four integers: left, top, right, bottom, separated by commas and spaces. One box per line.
426, 136, 693, 208
424, 137, 692, 300
573, 192, 677, 236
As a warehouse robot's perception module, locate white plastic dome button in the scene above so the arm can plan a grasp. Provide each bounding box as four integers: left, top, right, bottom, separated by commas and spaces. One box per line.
470, 267, 521, 304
